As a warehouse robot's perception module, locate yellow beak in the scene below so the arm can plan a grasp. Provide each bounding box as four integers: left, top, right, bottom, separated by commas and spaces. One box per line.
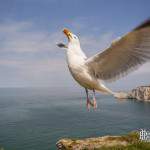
63, 28, 72, 40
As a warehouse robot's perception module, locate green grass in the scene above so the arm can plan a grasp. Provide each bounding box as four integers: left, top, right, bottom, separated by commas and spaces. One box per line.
62, 132, 150, 150
94, 132, 150, 150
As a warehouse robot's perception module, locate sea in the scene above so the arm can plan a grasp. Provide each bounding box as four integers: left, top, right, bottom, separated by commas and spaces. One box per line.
0, 87, 150, 150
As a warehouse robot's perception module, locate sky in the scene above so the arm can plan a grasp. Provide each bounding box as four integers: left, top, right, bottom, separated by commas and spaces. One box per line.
0, 0, 150, 90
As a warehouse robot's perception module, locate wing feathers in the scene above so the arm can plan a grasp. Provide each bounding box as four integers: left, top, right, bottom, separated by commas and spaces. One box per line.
85, 19, 150, 82
134, 18, 150, 31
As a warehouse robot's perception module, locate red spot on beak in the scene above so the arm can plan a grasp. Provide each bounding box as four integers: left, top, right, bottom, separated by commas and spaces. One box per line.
63, 28, 72, 40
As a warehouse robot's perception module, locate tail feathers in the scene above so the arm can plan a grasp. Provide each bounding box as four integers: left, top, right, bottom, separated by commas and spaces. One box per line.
97, 84, 114, 95
97, 84, 128, 99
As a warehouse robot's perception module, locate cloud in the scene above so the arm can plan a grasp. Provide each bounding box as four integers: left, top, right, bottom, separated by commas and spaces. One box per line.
132, 63, 150, 75
0, 21, 68, 86
0, 20, 149, 87
0, 20, 115, 55
0, 21, 64, 53
80, 32, 114, 56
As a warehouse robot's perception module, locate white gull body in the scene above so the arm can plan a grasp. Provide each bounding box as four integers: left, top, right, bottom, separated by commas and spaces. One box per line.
57, 19, 150, 109
66, 39, 112, 93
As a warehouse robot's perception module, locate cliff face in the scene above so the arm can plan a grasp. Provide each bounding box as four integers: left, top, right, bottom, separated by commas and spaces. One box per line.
115, 86, 150, 101
128, 86, 150, 101
56, 136, 129, 150
56, 132, 150, 150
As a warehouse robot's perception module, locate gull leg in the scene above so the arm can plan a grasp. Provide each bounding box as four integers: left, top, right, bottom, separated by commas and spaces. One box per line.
92, 89, 97, 109
85, 88, 91, 110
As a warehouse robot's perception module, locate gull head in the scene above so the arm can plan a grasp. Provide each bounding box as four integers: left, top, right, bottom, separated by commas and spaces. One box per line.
57, 28, 80, 49
63, 28, 80, 44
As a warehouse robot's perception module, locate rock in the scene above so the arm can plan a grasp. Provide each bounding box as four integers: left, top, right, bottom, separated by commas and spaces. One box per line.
56, 132, 149, 150
114, 85, 150, 101
128, 86, 150, 101
56, 136, 128, 150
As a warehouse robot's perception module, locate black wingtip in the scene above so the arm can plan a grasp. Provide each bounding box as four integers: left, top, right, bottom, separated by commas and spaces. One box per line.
134, 18, 150, 31
57, 43, 66, 48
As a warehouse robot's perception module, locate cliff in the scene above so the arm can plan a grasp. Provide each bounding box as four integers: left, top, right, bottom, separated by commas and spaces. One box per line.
56, 132, 150, 150
115, 85, 150, 101
128, 86, 150, 101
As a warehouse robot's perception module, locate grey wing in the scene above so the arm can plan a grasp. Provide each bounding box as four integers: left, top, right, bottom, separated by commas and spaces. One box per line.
85, 19, 150, 82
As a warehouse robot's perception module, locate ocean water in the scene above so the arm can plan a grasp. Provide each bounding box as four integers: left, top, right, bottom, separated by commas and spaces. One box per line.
0, 87, 150, 150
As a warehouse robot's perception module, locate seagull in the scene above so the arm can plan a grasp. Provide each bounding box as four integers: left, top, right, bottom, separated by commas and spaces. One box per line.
57, 19, 150, 110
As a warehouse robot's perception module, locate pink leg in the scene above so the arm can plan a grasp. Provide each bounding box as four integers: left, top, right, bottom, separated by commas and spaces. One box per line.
87, 99, 91, 111
85, 88, 91, 110
92, 89, 97, 109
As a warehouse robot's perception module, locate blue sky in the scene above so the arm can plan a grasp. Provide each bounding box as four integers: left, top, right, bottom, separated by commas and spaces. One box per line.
0, 0, 150, 90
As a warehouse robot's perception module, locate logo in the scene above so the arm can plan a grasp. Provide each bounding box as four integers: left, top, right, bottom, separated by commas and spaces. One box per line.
139, 129, 150, 141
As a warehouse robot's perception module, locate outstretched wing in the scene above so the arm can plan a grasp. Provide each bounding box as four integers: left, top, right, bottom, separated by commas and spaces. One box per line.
85, 19, 150, 82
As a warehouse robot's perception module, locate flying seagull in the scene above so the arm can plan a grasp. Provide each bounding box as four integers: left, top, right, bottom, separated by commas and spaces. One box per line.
57, 19, 150, 110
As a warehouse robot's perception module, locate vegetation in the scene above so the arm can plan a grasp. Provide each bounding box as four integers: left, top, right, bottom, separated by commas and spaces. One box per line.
57, 132, 150, 150
95, 132, 150, 150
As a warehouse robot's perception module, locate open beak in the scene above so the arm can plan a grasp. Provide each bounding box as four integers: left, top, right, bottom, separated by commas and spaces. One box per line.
63, 28, 72, 41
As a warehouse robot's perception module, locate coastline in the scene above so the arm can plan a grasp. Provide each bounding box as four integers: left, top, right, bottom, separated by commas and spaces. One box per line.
56, 131, 150, 150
